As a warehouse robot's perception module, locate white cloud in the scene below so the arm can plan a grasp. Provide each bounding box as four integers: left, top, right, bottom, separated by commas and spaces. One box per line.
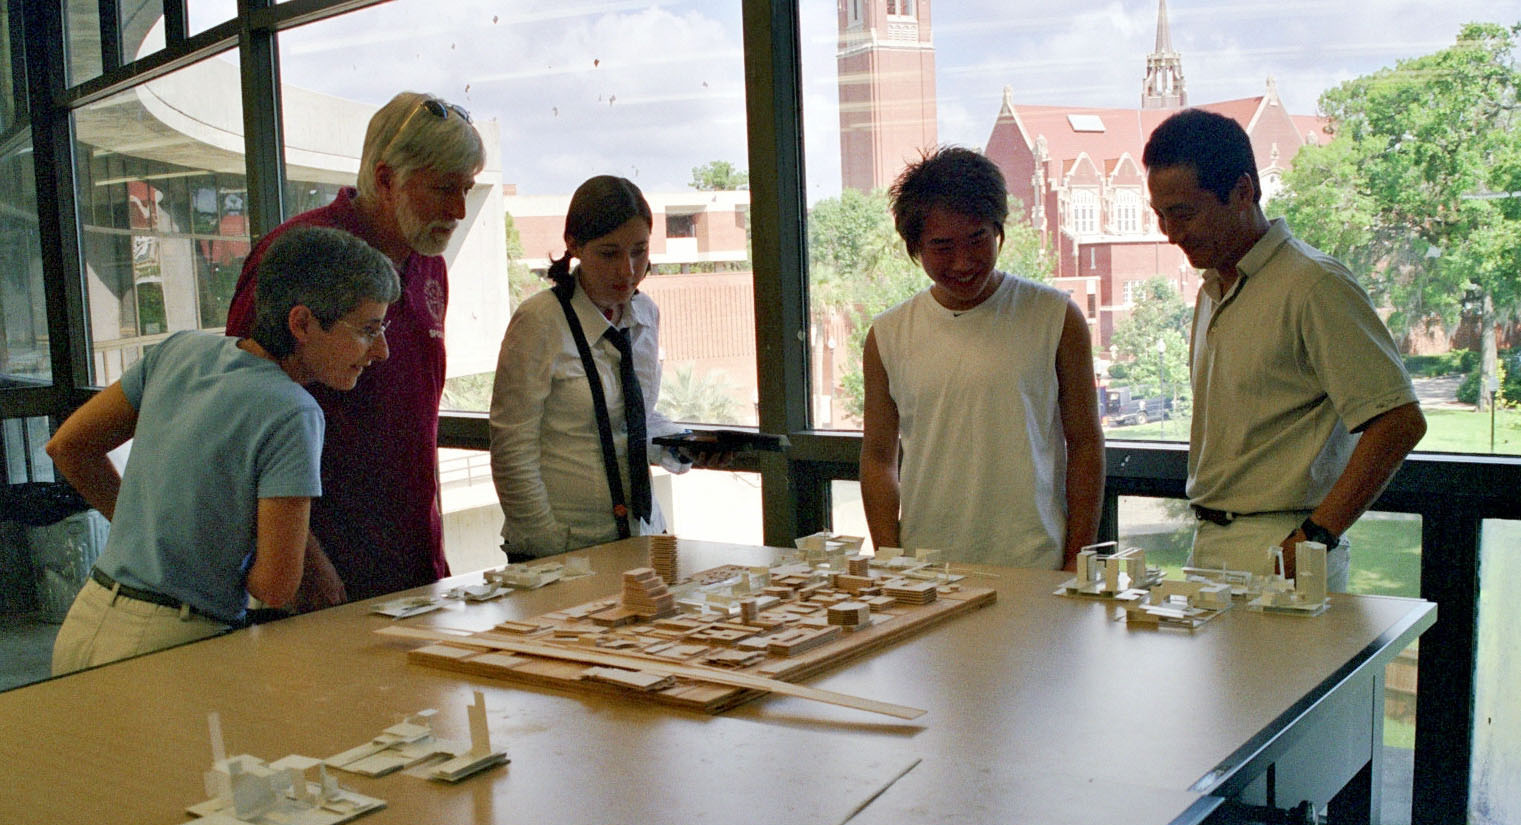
272, 0, 1516, 197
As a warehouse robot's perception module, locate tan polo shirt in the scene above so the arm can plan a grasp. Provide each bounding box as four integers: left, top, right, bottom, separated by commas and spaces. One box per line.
1186, 219, 1416, 514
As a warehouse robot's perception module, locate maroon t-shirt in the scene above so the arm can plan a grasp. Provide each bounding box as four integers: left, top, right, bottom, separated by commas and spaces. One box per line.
226, 188, 450, 600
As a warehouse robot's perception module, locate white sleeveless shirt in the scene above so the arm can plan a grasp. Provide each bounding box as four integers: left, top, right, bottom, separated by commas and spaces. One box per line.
872, 273, 1070, 568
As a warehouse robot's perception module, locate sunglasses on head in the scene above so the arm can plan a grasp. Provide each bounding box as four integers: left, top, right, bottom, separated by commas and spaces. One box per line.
381, 97, 473, 160
419, 98, 472, 124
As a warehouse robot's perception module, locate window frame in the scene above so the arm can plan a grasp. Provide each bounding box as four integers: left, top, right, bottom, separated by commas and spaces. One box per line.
11, 5, 1514, 822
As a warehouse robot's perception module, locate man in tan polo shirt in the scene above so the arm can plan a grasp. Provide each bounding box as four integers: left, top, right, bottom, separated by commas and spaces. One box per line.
1142, 108, 1427, 590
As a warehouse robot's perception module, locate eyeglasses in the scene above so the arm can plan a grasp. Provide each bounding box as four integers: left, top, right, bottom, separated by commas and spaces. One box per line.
333, 318, 391, 345
380, 97, 473, 160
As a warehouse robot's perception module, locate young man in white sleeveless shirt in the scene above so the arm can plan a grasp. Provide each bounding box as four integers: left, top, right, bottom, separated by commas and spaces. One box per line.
860, 147, 1105, 569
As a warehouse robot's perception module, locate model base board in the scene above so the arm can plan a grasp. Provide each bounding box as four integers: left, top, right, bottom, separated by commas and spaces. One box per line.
404, 554, 995, 715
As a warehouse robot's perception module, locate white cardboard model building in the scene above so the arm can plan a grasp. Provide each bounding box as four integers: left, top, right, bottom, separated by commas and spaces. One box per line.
326, 691, 507, 783
369, 596, 444, 619
1124, 578, 1234, 629
1056, 544, 1161, 600
1248, 541, 1330, 616
189, 712, 385, 825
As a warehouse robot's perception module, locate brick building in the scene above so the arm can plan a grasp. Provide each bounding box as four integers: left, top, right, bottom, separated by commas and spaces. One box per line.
837, 0, 937, 193
983, 1, 1329, 350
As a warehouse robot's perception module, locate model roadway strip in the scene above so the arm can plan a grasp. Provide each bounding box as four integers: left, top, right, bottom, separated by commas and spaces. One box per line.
374, 624, 927, 720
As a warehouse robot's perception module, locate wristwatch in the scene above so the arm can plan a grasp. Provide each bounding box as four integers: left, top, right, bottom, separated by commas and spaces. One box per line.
1297, 517, 1340, 548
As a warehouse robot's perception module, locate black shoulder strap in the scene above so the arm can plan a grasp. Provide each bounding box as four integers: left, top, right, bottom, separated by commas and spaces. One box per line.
553, 283, 631, 538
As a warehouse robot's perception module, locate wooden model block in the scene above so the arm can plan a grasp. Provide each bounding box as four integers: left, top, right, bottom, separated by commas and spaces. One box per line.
704, 650, 765, 668
401, 562, 996, 716
493, 620, 548, 634
621, 568, 677, 618
581, 666, 676, 692
834, 574, 876, 593
848, 555, 871, 577
653, 617, 706, 632
648, 534, 679, 585
766, 625, 842, 656
595, 638, 640, 650
651, 643, 710, 660
827, 602, 871, 626
883, 579, 938, 605
796, 583, 827, 600
589, 606, 640, 627
688, 626, 758, 646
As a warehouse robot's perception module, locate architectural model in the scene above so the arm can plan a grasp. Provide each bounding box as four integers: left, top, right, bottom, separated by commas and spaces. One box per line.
326, 692, 508, 782
483, 555, 592, 591
649, 533, 678, 584
794, 530, 866, 571
188, 712, 385, 825
1248, 542, 1330, 616
392, 537, 994, 716
1124, 578, 1234, 629
369, 596, 443, 619
424, 691, 510, 782
444, 582, 510, 602
1056, 543, 1163, 600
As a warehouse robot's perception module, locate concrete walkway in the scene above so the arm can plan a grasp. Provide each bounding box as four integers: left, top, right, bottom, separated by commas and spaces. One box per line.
1412, 374, 1468, 409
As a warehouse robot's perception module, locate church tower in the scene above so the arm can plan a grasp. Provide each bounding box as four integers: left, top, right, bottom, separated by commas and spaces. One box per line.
1141, 0, 1187, 109
836, 0, 937, 192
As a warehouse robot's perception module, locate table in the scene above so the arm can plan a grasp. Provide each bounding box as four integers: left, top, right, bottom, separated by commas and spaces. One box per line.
0, 538, 1433, 824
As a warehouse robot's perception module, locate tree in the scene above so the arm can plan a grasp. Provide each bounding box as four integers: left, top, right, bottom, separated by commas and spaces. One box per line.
503, 209, 547, 308
1109, 277, 1190, 400
689, 160, 748, 191
657, 364, 743, 424
807, 190, 1054, 418
1270, 22, 1521, 411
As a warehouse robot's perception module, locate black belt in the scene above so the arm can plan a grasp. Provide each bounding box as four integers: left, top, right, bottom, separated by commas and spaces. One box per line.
90, 567, 220, 622
1192, 505, 1244, 526
1192, 505, 1307, 526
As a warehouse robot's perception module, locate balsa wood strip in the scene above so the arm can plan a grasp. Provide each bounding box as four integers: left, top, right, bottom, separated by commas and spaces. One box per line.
377, 625, 927, 720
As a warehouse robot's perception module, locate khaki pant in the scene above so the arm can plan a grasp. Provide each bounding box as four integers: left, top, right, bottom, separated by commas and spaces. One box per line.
51, 578, 227, 676
1191, 511, 1351, 592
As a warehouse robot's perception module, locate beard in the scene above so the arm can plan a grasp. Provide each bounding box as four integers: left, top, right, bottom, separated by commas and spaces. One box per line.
396, 198, 456, 257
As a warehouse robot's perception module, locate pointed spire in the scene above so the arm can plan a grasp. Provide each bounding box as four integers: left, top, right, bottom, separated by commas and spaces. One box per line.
1141, 0, 1187, 109
1155, 0, 1174, 54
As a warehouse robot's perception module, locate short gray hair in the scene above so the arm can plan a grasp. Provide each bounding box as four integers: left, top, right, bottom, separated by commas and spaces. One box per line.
356, 91, 485, 199
250, 226, 401, 359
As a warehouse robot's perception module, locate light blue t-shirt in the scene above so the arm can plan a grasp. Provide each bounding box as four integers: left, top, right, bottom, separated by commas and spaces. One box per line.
95, 332, 324, 623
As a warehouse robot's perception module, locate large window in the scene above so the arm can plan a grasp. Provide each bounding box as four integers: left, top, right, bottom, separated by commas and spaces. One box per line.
276, 0, 753, 424
71, 51, 249, 386
0, 6, 47, 385
797, 0, 1520, 459
276, 1, 761, 558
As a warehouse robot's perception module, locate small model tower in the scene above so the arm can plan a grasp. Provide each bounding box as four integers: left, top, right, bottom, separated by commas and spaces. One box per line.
649, 534, 678, 585
621, 567, 676, 618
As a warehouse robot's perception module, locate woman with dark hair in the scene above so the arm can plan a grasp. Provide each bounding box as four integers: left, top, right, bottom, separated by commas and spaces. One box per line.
489, 176, 690, 558
47, 227, 399, 674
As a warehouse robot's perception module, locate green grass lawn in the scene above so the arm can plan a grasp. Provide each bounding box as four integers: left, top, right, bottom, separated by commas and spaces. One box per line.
1119, 513, 1422, 597
1107, 404, 1521, 455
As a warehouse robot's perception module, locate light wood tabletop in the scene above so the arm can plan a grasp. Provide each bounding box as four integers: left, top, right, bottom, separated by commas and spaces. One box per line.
0, 537, 1433, 825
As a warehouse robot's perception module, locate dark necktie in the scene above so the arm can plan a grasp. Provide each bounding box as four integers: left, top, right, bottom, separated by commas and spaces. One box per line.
605, 327, 652, 522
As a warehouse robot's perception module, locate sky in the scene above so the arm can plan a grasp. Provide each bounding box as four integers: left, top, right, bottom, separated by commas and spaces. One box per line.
219, 0, 1516, 202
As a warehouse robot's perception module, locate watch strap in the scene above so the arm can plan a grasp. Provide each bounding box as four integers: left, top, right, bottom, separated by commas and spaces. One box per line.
1299, 517, 1339, 547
